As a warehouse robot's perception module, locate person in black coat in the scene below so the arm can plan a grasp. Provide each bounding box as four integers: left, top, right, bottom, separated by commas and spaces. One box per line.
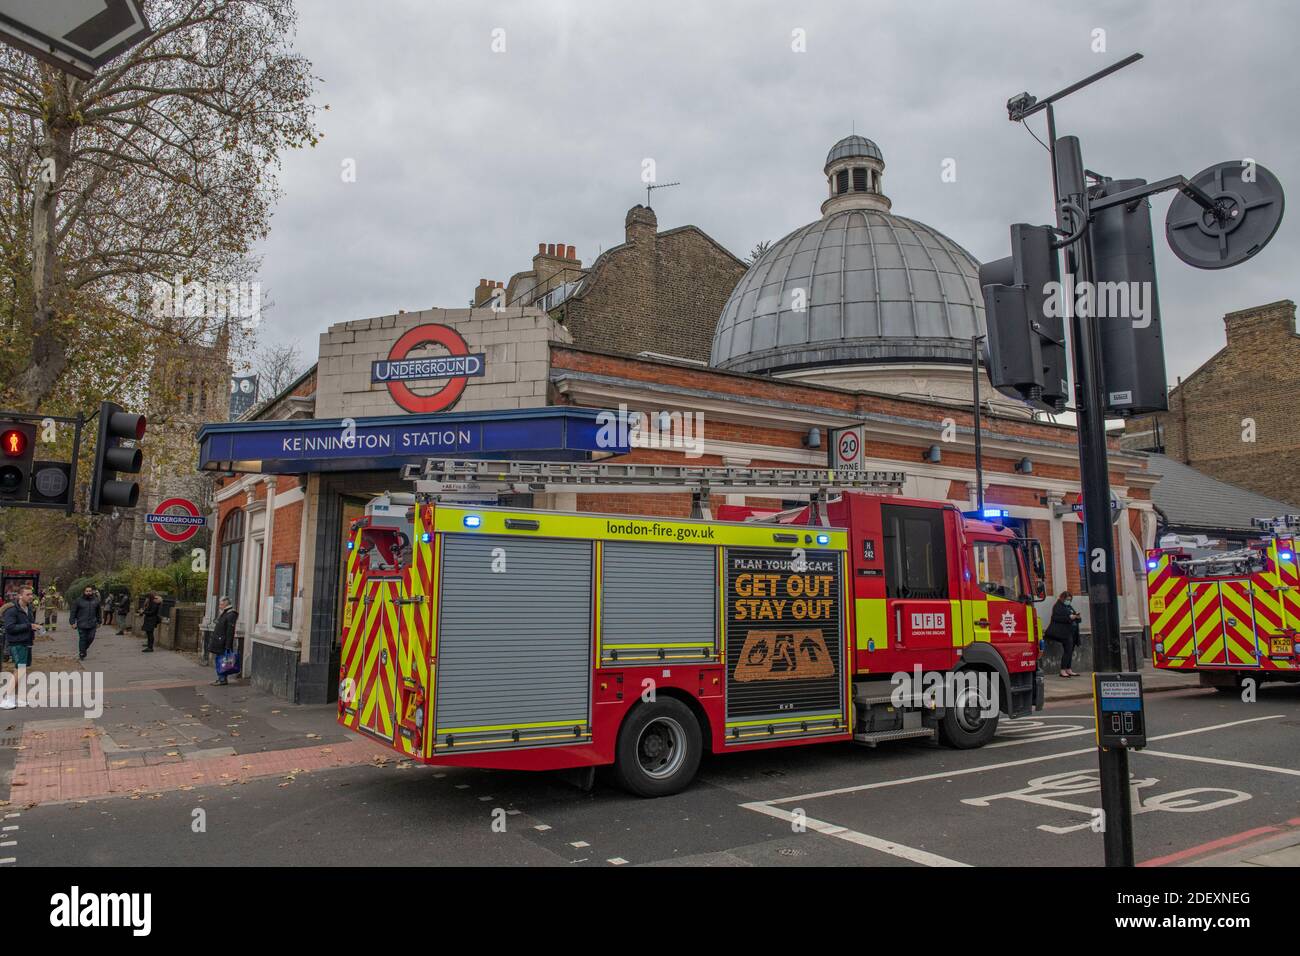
141, 592, 163, 652
1, 586, 39, 679
1045, 590, 1083, 677
210, 596, 238, 686
70, 585, 102, 661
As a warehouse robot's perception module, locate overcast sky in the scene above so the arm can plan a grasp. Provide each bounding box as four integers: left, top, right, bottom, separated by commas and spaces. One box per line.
252, 0, 1298, 384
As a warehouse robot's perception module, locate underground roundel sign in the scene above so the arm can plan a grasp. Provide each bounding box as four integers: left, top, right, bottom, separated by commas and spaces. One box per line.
371, 324, 486, 414
146, 497, 206, 543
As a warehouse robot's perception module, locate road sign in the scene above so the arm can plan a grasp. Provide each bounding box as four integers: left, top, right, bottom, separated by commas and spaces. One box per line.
830, 425, 864, 475
146, 497, 206, 543
0, 1, 153, 79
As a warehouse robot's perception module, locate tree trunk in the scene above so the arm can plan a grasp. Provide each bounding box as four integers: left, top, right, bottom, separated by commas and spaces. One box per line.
15, 74, 77, 410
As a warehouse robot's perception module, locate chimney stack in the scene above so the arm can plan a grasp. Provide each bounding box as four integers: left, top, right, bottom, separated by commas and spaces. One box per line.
625, 204, 658, 245
473, 278, 502, 308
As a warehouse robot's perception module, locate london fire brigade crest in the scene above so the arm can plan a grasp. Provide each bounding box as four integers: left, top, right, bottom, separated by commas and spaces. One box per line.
733, 629, 835, 682
1000, 610, 1017, 635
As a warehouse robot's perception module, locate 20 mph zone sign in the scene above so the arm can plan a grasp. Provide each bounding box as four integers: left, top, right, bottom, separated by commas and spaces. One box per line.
830, 426, 865, 476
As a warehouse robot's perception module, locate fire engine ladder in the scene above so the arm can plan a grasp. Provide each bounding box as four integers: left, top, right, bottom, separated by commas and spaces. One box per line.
401, 458, 907, 524
1171, 516, 1300, 577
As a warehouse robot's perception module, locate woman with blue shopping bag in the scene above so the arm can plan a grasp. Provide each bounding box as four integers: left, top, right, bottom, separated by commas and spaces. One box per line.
211, 596, 239, 686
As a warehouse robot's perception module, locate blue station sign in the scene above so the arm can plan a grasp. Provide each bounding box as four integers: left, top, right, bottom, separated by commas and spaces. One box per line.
197, 406, 628, 474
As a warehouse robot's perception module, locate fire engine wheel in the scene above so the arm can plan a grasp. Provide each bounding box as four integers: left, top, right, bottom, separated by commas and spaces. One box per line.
614, 699, 702, 798
939, 677, 999, 749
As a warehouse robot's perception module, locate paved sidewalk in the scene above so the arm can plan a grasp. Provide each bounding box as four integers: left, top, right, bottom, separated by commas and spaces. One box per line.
1044, 661, 1200, 702
1, 623, 388, 807
1160, 818, 1300, 867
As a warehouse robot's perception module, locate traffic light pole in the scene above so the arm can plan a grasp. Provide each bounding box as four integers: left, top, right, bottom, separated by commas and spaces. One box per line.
1053, 132, 1135, 867
1009, 58, 1145, 867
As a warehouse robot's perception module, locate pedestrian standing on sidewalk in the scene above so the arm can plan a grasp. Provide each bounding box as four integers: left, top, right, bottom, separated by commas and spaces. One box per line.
0, 590, 12, 664
141, 592, 163, 652
210, 596, 238, 686
1, 586, 40, 696
1045, 590, 1083, 678
71, 585, 102, 661
102, 591, 115, 627
115, 591, 131, 634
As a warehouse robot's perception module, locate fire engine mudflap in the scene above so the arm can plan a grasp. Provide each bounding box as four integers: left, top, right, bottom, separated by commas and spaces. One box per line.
339, 493, 1045, 797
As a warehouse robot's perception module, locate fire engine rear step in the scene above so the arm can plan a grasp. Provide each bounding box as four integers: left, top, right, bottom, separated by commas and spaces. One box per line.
852, 727, 937, 747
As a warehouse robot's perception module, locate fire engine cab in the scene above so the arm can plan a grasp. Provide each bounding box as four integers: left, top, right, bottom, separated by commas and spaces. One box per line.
338, 459, 1047, 796
1147, 515, 1300, 691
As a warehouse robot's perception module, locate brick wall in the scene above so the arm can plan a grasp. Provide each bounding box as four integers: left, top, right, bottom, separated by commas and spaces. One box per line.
555, 205, 747, 364
1146, 300, 1300, 507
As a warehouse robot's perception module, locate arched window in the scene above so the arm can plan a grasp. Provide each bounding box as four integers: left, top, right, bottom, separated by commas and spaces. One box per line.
218, 509, 245, 607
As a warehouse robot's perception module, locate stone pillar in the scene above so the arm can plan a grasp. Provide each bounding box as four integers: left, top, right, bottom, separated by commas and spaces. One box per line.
1047, 494, 1068, 597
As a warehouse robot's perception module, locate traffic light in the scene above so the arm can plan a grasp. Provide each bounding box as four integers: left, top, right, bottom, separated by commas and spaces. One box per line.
979, 223, 1069, 411
89, 401, 147, 513
0, 421, 36, 502
29, 461, 73, 506
1090, 178, 1168, 416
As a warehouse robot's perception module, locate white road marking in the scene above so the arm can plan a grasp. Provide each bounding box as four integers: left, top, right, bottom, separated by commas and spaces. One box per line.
741, 714, 1284, 867
607, 857, 628, 865
1140, 750, 1300, 777
533, 824, 551, 831
0, 858, 14, 865
745, 803, 970, 867
986, 729, 1095, 749
570, 840, 589, 848
0, 841, 13, 847
2, 825, 17, 831
756, 715, 1284, 806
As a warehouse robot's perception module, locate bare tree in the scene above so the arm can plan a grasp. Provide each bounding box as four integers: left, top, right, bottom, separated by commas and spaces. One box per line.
254, 339, 305, 402
0, 0, 321, 415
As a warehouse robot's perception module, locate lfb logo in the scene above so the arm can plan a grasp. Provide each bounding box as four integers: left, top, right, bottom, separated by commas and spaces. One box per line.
370, 324, 486, 414
911, 611, 946, 633
1000, 610, 1018, 635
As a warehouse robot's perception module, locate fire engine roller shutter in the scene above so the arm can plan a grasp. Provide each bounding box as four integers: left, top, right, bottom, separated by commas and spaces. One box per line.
601, 542, 717, 663
723, 546, 846, 744
435, 534, 593, 747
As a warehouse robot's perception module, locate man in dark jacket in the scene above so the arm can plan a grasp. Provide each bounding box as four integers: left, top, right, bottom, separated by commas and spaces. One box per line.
1045, 590, 1083, 678
70, 585, 102, 661
141, 592, 163, 652
1, 585, 38, 677
210, 596, 238, 686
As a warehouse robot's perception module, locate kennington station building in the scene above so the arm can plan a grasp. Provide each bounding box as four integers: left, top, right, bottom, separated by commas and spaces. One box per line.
197, 135, 1157, 703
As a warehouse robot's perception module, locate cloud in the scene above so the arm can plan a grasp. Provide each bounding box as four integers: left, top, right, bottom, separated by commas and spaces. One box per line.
253, 0, 1298, 383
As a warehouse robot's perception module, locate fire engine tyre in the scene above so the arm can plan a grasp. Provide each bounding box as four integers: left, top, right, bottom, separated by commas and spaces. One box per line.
613, 699, 702, 797
938, 676, 999, 749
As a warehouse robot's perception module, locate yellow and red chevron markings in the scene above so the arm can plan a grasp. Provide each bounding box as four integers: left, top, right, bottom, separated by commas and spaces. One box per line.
1146, 553, 1195, 666
1147, 541, 1298, 674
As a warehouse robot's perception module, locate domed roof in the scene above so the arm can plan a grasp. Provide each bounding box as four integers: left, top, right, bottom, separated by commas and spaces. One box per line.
711, 137, 986, 375
825, 134, 882, 168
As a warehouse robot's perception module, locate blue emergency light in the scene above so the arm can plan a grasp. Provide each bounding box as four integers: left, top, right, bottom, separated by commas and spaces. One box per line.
346, 540, 354, 550
463, 514, 482, 529
1281, 551, 1295, 561
421, 532, 432, 543
1146, 559, 1158, 570
982, 507, 1008, 520
816, 534, 830, 546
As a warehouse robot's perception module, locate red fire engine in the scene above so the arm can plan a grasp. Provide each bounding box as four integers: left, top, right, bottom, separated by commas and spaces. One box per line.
1147, 516, 1300, 691
338, 460, 1047, 796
